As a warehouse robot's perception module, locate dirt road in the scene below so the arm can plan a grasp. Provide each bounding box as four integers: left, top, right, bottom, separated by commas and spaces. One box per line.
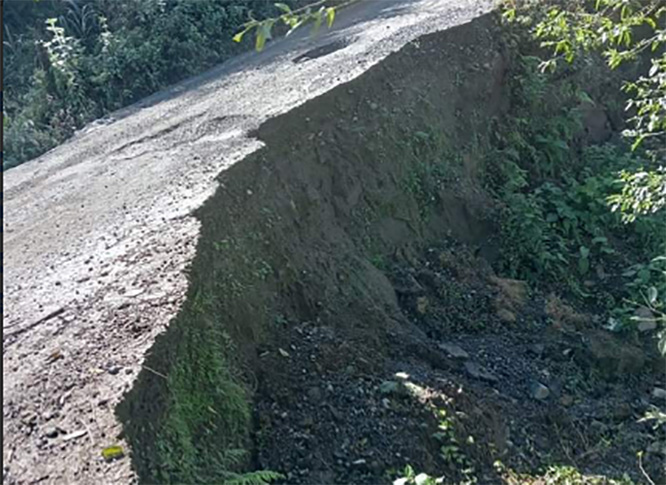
2, 1, 493, 483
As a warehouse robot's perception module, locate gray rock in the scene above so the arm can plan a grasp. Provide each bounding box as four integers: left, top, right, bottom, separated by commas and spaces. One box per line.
379, 381, 400, 395
647, 441, 666, 456
307, 387, 322, 402
652, 387, 666, 400
528, 344, 545, 357
301, 416, 314, 428
438, 343, 469, 359
43, 427, 58, 439
638, 320, 657, 332
590, 420, 607, 433
635, 307, 656, 332
531, 382, 550, 400
464, 361, 498, 383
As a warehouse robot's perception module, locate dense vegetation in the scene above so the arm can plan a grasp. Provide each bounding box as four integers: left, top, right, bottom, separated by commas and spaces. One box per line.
2, 0, 311, 169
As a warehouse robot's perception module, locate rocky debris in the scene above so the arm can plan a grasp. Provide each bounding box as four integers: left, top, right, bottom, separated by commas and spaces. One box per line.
652, 388, 666, 400
527, 343, 545, 358
464, 361, 498, 383
490, 277, 528, 323
638, 320, 658, 332
254, 240, 665, 484
107, 366, 122, 375
379, 381, 406, 396
416, 296, 429, 315
43, 427, 59, 439
578, 330, 647, 379
307, 387, 323, 402
438, 342, 469, 360
530, 382, 550, 401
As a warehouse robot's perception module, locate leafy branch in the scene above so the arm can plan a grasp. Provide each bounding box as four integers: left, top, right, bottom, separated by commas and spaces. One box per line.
504, 0, 666, 222
233, 1, 355, 52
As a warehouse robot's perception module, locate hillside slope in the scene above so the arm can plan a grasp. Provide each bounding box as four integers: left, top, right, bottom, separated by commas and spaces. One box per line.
2, 1, 493, 484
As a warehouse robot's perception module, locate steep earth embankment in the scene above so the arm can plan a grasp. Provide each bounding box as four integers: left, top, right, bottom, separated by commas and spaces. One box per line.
2, 1, 494, 484
119, 12, 508, 483
115, 7, 665, 484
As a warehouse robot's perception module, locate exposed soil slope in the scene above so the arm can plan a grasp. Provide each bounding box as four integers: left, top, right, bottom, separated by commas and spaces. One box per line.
117, 10, 663, 485
2, 1, 494, 484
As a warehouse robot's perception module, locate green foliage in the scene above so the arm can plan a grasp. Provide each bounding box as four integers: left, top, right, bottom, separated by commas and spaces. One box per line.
400, 129, 461, 221
3, 0, 311, 168
608, 167, 666, 222
620, 254, 666, 353
432, 409, 473, 471
491, 50, 666, 351
143, 289, 284, 484
222, 469, 284, 485
502, 464, 636, 484
393, 465, 442, 485
233, 0, 347, 51
498, 167, 627, 290
503, 0, 666, 222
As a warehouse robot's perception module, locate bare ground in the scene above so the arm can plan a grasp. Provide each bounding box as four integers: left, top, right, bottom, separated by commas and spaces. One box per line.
2, 1, 494, 484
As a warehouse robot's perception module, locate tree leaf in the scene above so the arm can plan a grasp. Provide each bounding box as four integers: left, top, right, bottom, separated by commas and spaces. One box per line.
311, 8, 323, 34
286, 16, 306, 36
233, 21, 258, 43
326, 7, 336, 28
274, 2, 292, 14
648, 286, 658, 305
578, 256, 590, 275
255, 21, 273, 51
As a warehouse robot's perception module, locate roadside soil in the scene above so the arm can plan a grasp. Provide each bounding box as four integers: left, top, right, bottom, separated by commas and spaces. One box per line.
254, 241, 665, 484
2, 2, 494, 484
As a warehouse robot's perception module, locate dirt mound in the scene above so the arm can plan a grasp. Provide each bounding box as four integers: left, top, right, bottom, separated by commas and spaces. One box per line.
117, 11, 664, 485
255, 241, 663, 484
118, 12, 510, 484
2, 2, 496, 484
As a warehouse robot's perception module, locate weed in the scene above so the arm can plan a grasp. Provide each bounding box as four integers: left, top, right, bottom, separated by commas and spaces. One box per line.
489, 54, 666, 314
495, 461, 636, 484
399, 128, 462, 221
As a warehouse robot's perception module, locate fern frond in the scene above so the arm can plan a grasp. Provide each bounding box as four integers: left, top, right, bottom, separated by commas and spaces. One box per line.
224, 470, 284, 485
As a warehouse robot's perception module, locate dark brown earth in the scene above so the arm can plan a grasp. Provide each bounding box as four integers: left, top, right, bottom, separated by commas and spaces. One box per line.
254, 241, 665, 483
3, 2, 495, 484
119, 10, 663, 485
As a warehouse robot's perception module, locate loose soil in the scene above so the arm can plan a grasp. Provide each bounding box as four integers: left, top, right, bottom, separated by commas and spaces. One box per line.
119, 11, 663, 485
254, 241, 665, 483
